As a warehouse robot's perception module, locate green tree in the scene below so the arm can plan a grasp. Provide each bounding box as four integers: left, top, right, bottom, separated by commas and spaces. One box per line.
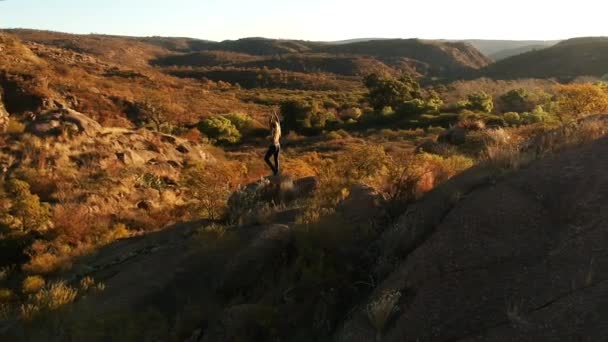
280, 99, 326, 133
458, 92, 494, 113
3, 179, 51, 232
363, 74, 421, 111
425, 90, 444, 114
224, 112, 254, 135
198, 116, 241, 144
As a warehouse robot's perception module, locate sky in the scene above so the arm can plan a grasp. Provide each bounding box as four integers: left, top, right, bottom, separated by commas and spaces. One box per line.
0, 0, 607, 41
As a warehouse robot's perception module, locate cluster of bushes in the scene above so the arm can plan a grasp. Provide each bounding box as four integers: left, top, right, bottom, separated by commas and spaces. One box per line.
197, 112, 258, 144
452, 84, 608, 129
363, 74, 443, 117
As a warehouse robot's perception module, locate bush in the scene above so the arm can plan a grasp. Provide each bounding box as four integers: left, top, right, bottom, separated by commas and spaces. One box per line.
22, 275, 46, 294
181, 161, 246, 221
458, 92, 494, 113
20, 281, 78, 320
383, 153, 474, 213
1, 179, 52, 232
520, 106, 557, 125
198, 116, 241, 144
555, 84, 608, 121
396, 98, 427, 116
224, 112, 254, 134
280, 99, 337, 133
299, 145, 389, 223
499, 88, 549, 113
363, 74, 421, 111
503, 112, 521, 126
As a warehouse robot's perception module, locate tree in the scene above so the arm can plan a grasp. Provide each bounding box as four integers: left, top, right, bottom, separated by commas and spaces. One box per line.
425, 90, 444, 114
363, 74, 421, 111
556, 84, 608, 121
1, 179, 52, 232
458, 92, 494, 113
500, 88, 531, 113
198, 116, 241, 144
224, 112, 254, 134
280, 99, 324, 133
499, 88, 549, 113
181, 162, 245, 220
138, 92, 173, 132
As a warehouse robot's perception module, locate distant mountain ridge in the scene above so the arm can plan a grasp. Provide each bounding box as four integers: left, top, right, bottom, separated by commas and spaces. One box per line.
462, 39, 560, 59
7, 29, 608, 83
482, 36, 608, 80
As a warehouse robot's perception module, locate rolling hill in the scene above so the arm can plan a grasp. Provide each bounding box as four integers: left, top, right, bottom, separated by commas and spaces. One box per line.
3, 30, 493, 90
463, 39, 559, 60
482, 37, 608, 80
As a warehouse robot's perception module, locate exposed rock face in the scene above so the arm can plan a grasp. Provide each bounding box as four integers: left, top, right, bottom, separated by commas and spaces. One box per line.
26, 108, 102, 137
337, 184, 385, 225
337, 137, 608, 342
215, 224, 292, 298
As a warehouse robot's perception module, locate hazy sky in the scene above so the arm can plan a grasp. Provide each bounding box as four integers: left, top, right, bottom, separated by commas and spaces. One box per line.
1, 0, 607, 41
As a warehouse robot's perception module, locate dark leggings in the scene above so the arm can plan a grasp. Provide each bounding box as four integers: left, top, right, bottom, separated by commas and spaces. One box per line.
264, 145, 280, 175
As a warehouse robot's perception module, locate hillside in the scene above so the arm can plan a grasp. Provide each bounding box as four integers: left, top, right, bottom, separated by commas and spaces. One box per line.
3, 26, 608, 342
488, 43, 554, 60
0, 30, 271, 125
316, 39, 491, 77
482, 37, 608, 80
4, 130, 607, 341
463, 39, 559, 59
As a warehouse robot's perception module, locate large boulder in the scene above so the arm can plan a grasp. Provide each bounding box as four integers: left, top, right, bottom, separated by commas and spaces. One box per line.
26, 108, 101, 137
337, 137, 608, 341
215, 224, 292, 298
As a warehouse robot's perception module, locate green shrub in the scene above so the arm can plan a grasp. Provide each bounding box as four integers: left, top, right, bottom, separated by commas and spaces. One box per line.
363, 74, 421, 111
520, 105, 557, 125
458, 92, 494, 113
1, 179, 52, 232
396, 98, 427, 116
198, 116, 241, 144
224, 112, 254, 134
503, 112, 521, 126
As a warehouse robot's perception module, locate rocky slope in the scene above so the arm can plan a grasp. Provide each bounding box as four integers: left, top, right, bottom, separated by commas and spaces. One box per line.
339, 136, 608, 341
4, 135, 607, 341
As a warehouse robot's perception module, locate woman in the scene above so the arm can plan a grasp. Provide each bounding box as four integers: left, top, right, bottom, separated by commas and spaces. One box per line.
264, 111, 281, 176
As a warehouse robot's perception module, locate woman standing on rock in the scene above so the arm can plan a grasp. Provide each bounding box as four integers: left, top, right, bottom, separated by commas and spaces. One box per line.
264, 111, 281, 176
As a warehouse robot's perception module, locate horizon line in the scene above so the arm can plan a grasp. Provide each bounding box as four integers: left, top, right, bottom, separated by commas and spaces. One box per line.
0, 27, 589, 43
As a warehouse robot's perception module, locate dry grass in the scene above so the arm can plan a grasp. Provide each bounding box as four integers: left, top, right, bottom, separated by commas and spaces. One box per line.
22, 275, 46, 294
19, 281, 78, 320
366, 290, 401, 340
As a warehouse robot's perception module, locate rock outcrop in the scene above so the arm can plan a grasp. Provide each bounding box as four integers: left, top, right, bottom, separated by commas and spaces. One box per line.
337, 137, 608, 341
26, 108, 102, 137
